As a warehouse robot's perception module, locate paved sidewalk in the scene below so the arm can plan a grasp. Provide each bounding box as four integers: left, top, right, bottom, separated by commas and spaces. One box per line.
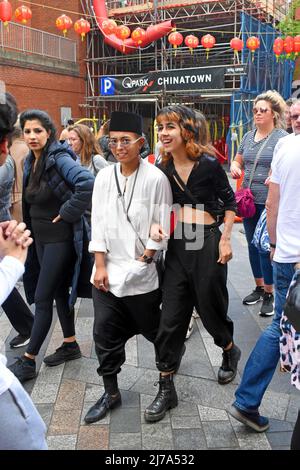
1, 223, 298, 450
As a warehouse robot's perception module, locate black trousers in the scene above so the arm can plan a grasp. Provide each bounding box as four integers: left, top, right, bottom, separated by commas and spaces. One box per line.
92, 286, 161, 377
156, 223, 234, 372
26, 241, 76, 356
2, 288, 34, 337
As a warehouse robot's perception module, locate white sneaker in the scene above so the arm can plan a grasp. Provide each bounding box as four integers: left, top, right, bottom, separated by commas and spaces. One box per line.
192, 307, 200, 319
185, 317, 194, 340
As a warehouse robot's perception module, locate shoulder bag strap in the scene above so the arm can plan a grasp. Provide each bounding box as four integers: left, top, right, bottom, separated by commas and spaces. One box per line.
91, 155, 98, 175
248, 130, 274, 188
172, 168, 199, 206
113, 164, 146, 250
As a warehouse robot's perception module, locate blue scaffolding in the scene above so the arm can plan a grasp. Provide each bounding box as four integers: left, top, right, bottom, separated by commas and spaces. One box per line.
228, 12, 295, 162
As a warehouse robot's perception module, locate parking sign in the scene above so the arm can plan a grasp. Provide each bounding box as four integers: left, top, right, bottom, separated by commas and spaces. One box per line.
100, 77, 115, 95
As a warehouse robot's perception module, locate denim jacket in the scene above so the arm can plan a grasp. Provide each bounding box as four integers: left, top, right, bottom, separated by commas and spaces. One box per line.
0, 155, 14, 222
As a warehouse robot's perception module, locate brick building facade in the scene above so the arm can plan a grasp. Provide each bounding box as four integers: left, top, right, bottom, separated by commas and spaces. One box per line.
0, 0, 87, 131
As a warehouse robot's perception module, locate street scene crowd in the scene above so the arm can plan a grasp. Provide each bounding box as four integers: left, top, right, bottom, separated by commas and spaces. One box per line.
1, 87, 300, 451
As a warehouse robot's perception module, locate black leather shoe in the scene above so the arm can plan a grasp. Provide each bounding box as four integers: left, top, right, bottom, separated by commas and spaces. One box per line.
84, 391, 122, 424
218, 344, 241, 385
144, 374, 178, 422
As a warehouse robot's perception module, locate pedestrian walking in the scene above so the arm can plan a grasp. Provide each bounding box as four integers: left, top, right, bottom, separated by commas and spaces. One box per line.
144, 105, 239, 423
228, 99, 300, 432
84, 111, 172, 424
230, 90, 287, 316
8, 109, 94, 383
0, 109, 34, 349
0, 91, 47, 450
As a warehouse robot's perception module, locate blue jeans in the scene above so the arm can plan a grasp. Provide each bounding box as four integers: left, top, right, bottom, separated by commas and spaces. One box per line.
243, 203, 273, 285
234, 262, 295, 412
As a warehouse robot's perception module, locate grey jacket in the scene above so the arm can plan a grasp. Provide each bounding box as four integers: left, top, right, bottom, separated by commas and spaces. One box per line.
0, 155, 14, 222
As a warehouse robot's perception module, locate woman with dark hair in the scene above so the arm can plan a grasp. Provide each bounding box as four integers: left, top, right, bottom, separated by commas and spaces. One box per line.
8, 110, 94, 383
68, 124, 108, 176
144, 105, 240, 422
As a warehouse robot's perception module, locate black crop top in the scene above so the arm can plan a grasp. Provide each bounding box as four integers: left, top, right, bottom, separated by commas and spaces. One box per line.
159, 154, 237, 220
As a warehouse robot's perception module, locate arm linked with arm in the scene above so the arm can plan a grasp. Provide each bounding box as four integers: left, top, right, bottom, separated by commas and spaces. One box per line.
145, 174, 173, 252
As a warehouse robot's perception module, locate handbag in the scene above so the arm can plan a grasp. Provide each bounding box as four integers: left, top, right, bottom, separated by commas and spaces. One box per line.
235, 131, 274, 218
114, 164, 165, 287
252, 208, 270, 253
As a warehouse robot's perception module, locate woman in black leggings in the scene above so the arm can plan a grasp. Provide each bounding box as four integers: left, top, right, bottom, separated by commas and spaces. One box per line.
8, 110, 94, 383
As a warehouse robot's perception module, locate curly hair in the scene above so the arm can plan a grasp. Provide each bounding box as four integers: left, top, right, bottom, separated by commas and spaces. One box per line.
156, 105, 215, 166
254, 90, 286, 128
68, 124, 102, 166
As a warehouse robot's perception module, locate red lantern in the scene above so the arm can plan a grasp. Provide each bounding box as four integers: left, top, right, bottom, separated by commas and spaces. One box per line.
273, 37, 284, 62
168, 31, 183, 56
184, 34, 199, 54
101, 19, 117, 36
15, 5, 32, 24
283, 36, 294, 58
246, 36, 260, 61
116, 25, 131, 52
131, 27, 146, 47
230, 37, 244, 58
74, 18, 90, 41
56, 14, 73, 37
0, 0, 12, 26
294, 35, 300, 56
201, 34, 216, 59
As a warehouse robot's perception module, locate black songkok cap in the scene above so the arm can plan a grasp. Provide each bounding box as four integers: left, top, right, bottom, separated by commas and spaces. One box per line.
109, 111, 143, 136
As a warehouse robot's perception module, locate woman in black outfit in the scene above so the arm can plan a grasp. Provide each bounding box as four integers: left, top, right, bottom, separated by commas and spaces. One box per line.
8, 110, 94, 383
145, 106, 240, 422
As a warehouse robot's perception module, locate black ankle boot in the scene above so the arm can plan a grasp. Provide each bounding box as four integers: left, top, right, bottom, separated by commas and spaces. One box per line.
218, 344, 241, 385
144, 374, 178, 422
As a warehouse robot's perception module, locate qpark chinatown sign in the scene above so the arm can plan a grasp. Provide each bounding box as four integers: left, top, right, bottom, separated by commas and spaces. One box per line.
100, 66, 231, 96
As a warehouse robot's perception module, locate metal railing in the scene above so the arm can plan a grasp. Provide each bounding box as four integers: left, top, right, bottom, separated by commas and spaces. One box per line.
0, 21, 77, 63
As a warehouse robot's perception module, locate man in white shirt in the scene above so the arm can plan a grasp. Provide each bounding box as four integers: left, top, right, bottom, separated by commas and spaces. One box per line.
229, 99, 300, 433
84, 111, 172, 424
0, 90, 47, 450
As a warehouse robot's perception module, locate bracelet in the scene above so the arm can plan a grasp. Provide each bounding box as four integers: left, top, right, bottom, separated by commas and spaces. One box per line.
270, 242, 276, 248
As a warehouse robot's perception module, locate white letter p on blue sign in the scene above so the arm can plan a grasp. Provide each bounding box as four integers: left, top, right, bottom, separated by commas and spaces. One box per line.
101, 77, 114, 95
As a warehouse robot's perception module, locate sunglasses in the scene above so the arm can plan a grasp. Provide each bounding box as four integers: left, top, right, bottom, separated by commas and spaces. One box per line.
253, 107, 270, 115
290, 114, 300, 121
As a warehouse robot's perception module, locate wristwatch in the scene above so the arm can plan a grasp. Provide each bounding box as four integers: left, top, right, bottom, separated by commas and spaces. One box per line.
141, 254, 153, 264
270, 242, 276, 249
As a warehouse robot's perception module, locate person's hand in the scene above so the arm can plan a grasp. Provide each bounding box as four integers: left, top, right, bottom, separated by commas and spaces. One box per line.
0, 226, 32, 264
264, 176, 271, 186
150, 223, 167, 242
52, 215, 62, 223
217, 238, 233, 264
93, 266, 109, 292
270, 246, 275, 261
230, 163, 242, 180
0, 221, 32, 249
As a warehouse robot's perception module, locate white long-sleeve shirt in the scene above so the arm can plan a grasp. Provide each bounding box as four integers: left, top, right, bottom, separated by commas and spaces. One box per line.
0, 256, 24, 305
89, 158, 172, 297
0, 256, 24, 395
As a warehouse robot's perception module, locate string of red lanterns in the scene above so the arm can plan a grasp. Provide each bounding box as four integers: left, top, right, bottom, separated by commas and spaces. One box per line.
0, 1, 299, 60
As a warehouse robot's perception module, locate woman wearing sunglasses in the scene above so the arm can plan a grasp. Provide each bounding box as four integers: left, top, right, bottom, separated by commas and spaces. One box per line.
230, 90, 287, 316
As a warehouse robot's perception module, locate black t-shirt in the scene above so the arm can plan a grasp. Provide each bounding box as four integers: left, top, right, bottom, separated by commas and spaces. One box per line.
25, 173, 73, 243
